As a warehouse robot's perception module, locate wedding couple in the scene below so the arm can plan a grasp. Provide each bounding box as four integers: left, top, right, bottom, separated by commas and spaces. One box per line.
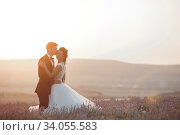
29, 42, 96, 114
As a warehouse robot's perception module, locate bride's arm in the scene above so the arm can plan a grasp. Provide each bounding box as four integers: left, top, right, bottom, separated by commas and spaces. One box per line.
39, 61, 62, 78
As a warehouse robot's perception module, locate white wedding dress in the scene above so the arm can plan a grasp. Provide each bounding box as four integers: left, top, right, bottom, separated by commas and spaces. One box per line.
30, 62, 97, 115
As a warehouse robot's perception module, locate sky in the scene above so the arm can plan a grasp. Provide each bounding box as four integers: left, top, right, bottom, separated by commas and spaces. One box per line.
0, 0, 180, 65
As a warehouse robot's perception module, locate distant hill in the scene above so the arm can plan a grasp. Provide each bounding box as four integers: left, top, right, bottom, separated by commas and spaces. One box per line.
0, 59, 180, 97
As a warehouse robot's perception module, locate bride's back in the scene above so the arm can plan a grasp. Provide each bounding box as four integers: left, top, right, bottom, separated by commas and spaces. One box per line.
54, 62, 66, 82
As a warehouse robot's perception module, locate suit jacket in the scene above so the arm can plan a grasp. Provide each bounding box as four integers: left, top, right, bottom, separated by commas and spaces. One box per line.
35, 54, 54, 95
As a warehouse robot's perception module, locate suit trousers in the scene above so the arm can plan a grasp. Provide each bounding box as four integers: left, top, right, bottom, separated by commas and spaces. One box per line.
37, 92, 49, 109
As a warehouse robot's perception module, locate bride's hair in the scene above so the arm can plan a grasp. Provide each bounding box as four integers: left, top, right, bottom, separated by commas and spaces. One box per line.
59, 47, 68, 64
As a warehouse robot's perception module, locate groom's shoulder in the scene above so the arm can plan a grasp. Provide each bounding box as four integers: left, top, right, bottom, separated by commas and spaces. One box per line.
39, 54, 48, 62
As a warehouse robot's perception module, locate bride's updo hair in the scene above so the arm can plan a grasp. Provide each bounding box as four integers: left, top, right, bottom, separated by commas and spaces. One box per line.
59, 47, 68, 64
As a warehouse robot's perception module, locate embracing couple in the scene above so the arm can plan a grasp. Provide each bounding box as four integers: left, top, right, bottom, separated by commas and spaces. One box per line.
31, 42, 96, 114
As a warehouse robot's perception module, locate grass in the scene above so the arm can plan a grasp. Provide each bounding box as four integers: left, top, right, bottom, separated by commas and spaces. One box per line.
0, 96, 180, 120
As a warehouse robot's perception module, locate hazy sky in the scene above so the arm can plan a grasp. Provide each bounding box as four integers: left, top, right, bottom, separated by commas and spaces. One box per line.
0, 0, 180, 65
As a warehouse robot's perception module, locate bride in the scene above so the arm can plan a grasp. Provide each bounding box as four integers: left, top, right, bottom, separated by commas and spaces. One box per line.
37, 47, 96, 114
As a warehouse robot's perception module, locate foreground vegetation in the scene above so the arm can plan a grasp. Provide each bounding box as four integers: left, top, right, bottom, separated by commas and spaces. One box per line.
0, 96, 180, 120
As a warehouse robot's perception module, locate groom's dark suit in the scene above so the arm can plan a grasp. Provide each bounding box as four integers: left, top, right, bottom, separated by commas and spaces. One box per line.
35, 54, 54, 109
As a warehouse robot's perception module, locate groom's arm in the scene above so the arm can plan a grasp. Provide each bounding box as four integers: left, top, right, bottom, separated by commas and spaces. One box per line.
38, 57, 48, 80
38, 60, 45, 79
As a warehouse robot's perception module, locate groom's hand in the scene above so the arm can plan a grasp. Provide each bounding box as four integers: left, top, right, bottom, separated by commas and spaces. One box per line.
54, 80, 62, 84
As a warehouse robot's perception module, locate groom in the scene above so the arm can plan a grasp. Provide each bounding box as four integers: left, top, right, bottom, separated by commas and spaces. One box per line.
35, 42, 65, 110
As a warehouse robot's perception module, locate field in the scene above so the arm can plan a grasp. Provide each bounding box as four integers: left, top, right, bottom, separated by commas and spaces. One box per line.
0, 93, 180, 120
1, 59, 180, 120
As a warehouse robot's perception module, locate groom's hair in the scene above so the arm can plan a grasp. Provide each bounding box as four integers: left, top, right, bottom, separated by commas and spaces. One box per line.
46, 42, 58, 50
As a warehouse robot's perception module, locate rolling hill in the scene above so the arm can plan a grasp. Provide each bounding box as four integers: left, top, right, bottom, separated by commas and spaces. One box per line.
0, 59, 180, 97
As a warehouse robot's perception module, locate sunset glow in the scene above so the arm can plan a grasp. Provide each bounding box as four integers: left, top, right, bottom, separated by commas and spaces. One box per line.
0, 0, 180, 65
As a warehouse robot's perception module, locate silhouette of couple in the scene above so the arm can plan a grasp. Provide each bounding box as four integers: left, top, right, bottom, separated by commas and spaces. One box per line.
31, 42, 96, 114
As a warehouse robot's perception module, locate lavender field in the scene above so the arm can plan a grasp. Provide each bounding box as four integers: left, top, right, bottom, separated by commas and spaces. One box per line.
1, 96, 180, 120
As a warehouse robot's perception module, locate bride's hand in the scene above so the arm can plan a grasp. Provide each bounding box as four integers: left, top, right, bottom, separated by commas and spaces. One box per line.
39, 61, 46, 68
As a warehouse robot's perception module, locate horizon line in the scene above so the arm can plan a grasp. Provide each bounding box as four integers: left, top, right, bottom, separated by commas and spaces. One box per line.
0, 58, 179, 66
